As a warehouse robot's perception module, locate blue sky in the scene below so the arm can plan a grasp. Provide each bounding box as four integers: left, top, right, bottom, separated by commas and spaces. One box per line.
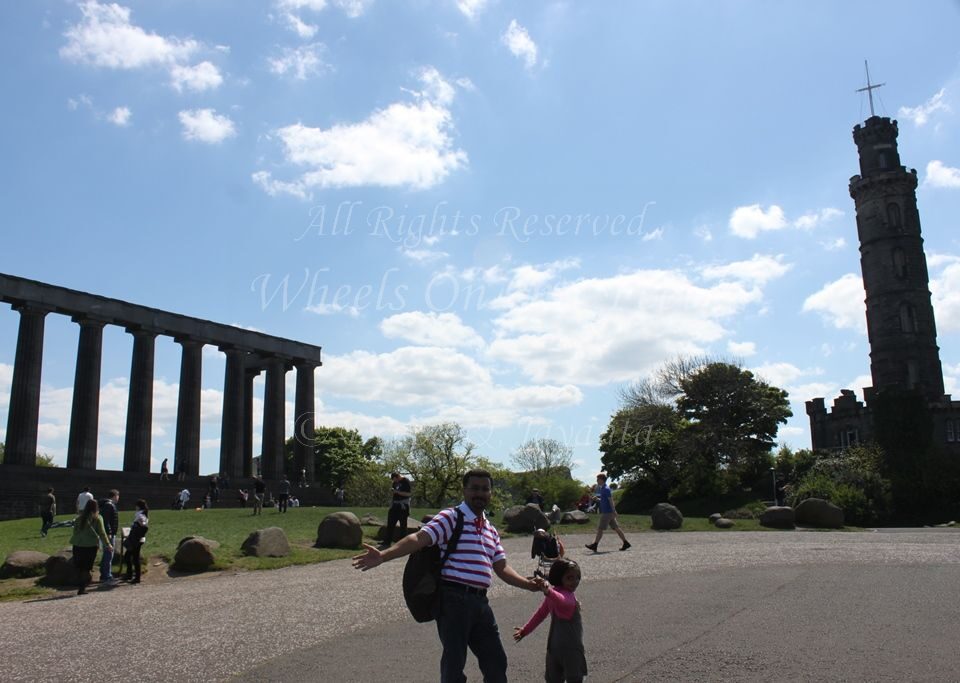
1, 1, 960, 483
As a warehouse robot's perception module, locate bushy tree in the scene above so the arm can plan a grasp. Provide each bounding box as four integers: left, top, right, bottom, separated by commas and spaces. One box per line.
511, 438, 574, 478
788, 445, 892, 525
285, 426, 367, 490
0, 444, 57, 467
383, 423, 478, 507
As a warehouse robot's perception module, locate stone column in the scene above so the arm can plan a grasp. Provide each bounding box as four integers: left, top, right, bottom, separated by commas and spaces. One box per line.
123, 328, 157, 473
293, 361, 317, 484
243, 367, 261, 479
219, 348, 246, 479
261, 357, 288, 481
174, 338, 203, 477
66, 317, 106, 470
4, 304, 49, 466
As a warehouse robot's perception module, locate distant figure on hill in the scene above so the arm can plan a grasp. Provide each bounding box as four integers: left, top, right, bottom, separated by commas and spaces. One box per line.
525, 488, 545, 511
278, 476, 291, 513
253, 477, 266, 515
177, 488, 190, 510
160, 458, 169, 481
76, 487, 94, 514
40, 487, 56, 537
381, 472, 411, 548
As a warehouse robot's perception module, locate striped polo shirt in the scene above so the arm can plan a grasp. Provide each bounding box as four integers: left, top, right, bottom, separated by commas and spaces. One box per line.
423, 502, 505, 589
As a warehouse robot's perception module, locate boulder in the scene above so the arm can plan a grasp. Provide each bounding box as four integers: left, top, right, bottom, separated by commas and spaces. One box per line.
241, 527, 291, 557
759, 506, 796, 529
42, 550, 80, 586
502, 504, 550, 533
650, 502, 683, 530
708, 513, 722, 523
178, 535, 221, 550
316, 511, 363, 549
1, 550, 50, 579
360, 515, 384, 527
795, 498, 844, 529
714, 518, 735, 529
560, 510, 591, 525
174, 538, 218, 571
375, 517, 424, 542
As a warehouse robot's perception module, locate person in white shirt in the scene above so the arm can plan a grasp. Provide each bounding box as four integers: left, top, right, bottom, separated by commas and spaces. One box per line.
178, 488, 191, 510
76, 487, 94, 514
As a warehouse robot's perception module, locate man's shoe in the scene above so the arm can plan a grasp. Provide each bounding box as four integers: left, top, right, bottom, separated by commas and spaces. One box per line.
585, 543, 598, 552
620, 541, 632, 551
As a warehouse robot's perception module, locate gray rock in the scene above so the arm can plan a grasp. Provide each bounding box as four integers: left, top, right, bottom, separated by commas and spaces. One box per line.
560, 510, 591, 525
714, 518, 735, 529
708, 513, 722, 523
241, 527, 291, 557
360, 515, 384, 527
178, 535, 221, 550
760, 506, 796, 529
1, 550, 50, 579
502, 504, 550, 533
375, 517, 423, 542
174, 538, 218, 571
42, 550, 80, 586
795, 498, 844, 529
316, 511, 363, 549
650, 502, 683, 530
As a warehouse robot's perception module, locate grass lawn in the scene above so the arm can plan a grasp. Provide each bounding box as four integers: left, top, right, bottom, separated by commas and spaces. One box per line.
0, 505, 810, 600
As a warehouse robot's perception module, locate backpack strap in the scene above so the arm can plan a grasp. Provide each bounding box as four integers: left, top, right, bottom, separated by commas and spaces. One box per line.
439, 507, 465, 568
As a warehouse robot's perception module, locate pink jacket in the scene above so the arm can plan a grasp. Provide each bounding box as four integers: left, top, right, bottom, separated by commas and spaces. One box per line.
518, 587, 578, 637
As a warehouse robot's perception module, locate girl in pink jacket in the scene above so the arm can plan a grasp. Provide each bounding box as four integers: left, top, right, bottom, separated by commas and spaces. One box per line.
514, 558, 587, 682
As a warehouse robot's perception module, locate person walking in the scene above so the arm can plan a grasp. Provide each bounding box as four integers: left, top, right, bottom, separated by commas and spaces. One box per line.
177, 488, 191, 510
278, 475, 291, 513
39, 487, 56, 537
353, 469, 544, 683
585, 473, 630, 552
253, 476, 265, 515
160, 458, 169, 481
513, 558, 588, 683
121, 499, 149, 584
381, 472, 411, 548
70, 499, 112, 595
98, 489, 120, 582
76, 486, 93, 514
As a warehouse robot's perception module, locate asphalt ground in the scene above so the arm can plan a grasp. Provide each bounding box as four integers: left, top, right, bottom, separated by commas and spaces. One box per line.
1, 529, 958, 682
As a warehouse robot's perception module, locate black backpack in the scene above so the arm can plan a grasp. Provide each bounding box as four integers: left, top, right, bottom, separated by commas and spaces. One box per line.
402, 508, 465, 623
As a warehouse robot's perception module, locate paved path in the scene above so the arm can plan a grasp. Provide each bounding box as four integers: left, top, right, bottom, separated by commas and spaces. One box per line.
1, 530, 959, 681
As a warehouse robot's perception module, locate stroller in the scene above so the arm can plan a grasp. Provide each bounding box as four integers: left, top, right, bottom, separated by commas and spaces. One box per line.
530, 528, 565, 579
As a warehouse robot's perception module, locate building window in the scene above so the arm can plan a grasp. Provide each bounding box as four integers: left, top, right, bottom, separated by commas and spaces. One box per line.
840, 428, 860, 449
899, 302, 918, 333
947, 420, 956, 442
887, 203, 901, 229
892, 248, 906, 278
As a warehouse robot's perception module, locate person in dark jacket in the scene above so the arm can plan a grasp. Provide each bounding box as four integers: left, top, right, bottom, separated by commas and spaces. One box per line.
121, 499, 149, 584
98, 489, 120, 582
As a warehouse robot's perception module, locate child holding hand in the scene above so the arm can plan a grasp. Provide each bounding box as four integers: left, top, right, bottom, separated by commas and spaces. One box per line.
513, 558, 587, 683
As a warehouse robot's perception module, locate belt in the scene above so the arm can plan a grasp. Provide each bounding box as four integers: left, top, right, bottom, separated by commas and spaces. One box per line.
441, 580, 488, 596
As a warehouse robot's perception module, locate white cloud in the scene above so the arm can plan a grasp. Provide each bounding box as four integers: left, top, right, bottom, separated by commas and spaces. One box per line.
802, 274, 866, 332
402, 248, 449, 264
457, 0, 490, 20
487, 269, 763, 385
60, 1, 199, 69
501, 20, 538, 70
727, 341, 756, 357
268, 44, 329, 80
67, 94, 93, 111
380, 311, 484, 348
898, 88, 950, 127
700, 254, 792, 286
170, 61, 223, 92
729, 204, 787, 238
931, 259, 960, 332
254, 67, 466, 195
820, 237, 846, 251
107, 106, 131, 126
641, 227, 664, 242
304, 301, 360, 317
751, 362, 807, 387
178, 108, 237, 144
275, 0, 371, 37
694, 224, 713, 242
794, 208, 844, 230
924, 160, 960, 189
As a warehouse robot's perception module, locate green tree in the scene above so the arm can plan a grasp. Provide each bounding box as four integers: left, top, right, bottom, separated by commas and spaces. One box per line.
600, 403, 687, 498
383, 423, 477, 507
511, 438, 574, 478
285, 426, 367, 490
0, 444, 57, 467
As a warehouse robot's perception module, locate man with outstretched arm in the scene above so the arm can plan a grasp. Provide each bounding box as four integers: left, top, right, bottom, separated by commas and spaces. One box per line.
353, 468, 543, 683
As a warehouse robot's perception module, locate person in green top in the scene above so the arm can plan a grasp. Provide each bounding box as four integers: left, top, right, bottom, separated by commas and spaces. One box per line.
70, 499, 112, 595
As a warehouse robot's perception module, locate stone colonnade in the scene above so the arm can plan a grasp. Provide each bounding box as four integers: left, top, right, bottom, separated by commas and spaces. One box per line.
1, 274, 322, 480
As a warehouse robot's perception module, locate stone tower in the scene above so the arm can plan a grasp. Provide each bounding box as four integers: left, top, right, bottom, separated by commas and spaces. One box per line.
849, 116, 945, 400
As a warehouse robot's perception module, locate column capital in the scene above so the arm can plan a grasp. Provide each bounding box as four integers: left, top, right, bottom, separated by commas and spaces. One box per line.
10, 301, 52, 316
125, 325, 160, 338
174, 336, 205, 349
70, 315, 108, 329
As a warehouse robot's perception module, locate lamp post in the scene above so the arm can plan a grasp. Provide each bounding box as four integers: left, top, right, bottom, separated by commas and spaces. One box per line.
770, 467, 777, 506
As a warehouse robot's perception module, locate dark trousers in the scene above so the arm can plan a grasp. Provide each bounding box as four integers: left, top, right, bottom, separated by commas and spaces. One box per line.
124, 542, 142, 581
435, 585, 507, 683
72, 545, 98, 592
278, 493, 289, 512
385, 504, 409, 545
40, 511, 53, 535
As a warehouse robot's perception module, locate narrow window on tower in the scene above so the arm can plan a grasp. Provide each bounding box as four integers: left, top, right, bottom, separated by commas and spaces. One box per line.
887, 203, 901, 230
899, 302, 917, 333
947, 420, 955, 443
892, 248, 907, 278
